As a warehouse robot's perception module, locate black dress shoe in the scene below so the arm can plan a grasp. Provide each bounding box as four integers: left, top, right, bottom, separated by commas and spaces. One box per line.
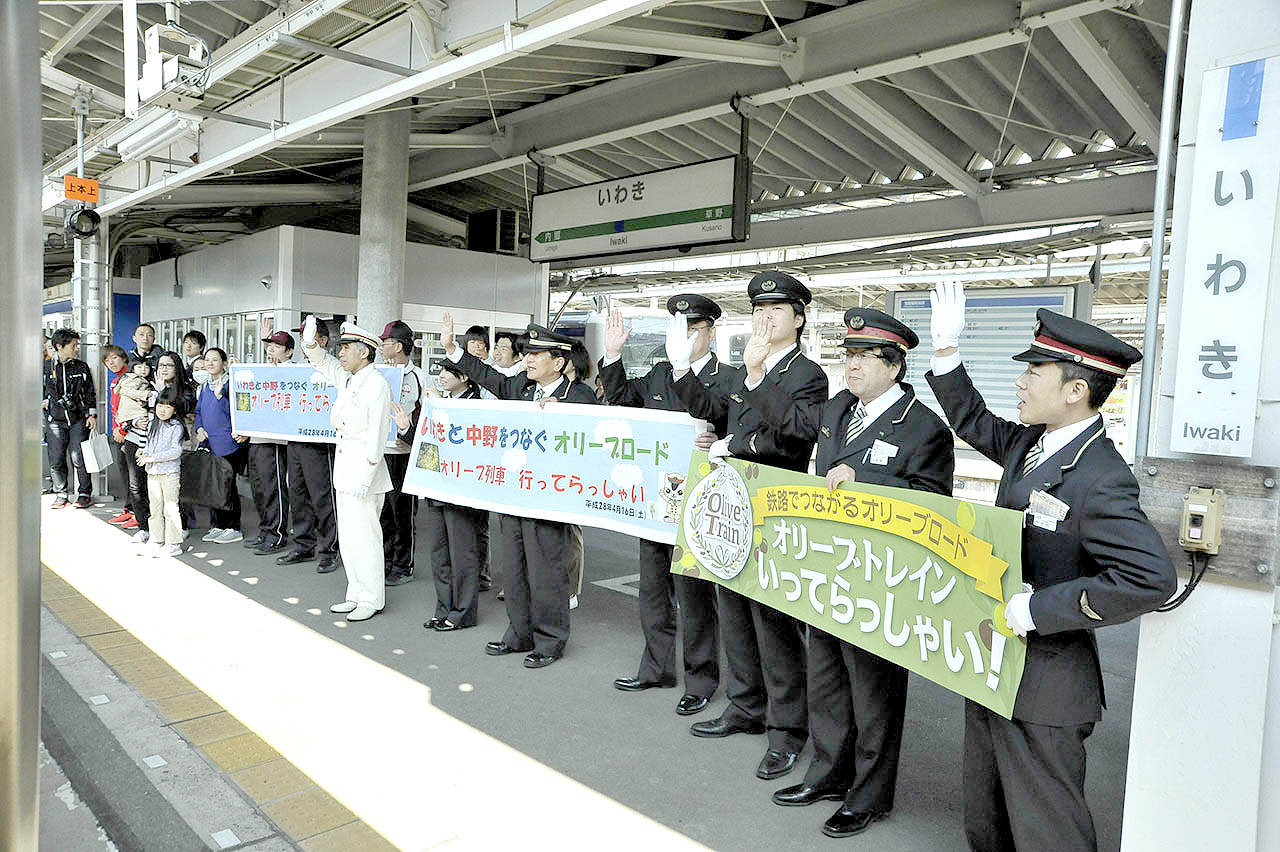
523, 652, 559, 669
435, 620, 465, 632
242, 536, 263, 549
675, 694, 710, 716
276, 550, 316, 565
690, 716, 766, 738
772, 783, 845, 807
613, 676, 676, 692
424, 617, 443, 630
485, 640, 525, 656
316, 555, 339, 574
478, 579, 492, 592
384, 573, 414, 586
254, 541, 288, 555
756, 749, 800, 780
822, 807, 888, 838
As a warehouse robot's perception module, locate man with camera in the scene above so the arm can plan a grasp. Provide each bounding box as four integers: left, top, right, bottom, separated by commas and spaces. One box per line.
44, 328, 98, 509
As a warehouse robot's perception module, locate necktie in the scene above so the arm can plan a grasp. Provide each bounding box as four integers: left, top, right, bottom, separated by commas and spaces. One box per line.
1022, 437, 1044, 476
534, 387, 545, 401
844, 402, 867, 445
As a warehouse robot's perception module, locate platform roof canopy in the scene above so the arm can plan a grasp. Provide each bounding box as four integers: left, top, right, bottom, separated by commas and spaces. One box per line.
40, 0, 1172, 307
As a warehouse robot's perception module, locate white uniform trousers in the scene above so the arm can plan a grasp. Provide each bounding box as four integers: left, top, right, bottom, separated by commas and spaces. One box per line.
335, 489, 386, 610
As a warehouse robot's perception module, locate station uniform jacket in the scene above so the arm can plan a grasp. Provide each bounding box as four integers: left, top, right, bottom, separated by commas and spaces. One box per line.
455, 350, 598, 658
673, 345, 827, 753
926, 363, 1176, 852
806, 383, 954, 813
598, 353, 739, 697
304, 346, 393, 611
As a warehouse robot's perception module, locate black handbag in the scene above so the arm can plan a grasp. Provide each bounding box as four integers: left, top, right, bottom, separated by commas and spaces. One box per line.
179, 448, 236, 509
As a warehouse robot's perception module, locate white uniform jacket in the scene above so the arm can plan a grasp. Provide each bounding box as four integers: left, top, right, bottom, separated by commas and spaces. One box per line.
304, 345, 393, 494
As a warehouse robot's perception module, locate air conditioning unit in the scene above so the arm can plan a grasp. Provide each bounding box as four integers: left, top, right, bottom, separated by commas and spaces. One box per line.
467, 209, 521, 255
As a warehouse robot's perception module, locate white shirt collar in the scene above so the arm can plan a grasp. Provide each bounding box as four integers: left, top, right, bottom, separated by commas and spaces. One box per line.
762, 343, 797, 374
537, 376, 564, 397
854, 382, 905, 428
1032, 414, 1103, 470
691, 352, 714, 376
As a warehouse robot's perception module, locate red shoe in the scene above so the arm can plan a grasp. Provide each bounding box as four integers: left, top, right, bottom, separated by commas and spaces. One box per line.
108, 511, 133, 525
121, 518, 140, 531
51, 497, 69, 509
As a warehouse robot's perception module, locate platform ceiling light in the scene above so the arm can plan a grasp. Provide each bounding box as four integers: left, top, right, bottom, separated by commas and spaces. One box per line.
115, 109, 201, 162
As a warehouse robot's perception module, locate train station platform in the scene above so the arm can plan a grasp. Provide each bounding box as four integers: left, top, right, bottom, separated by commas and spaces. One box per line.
40, 494, 1144, 851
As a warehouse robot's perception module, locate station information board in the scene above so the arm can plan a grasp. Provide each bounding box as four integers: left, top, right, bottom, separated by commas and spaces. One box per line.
890, 287, 1074, 425
530, 156, 749, 262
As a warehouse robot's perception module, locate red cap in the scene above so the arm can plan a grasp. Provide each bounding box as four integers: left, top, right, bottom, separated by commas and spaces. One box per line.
262, 331, 296, 349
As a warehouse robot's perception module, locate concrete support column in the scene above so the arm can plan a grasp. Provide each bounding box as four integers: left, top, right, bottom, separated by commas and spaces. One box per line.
0, 1, 45, 849
355, 104, 410, 342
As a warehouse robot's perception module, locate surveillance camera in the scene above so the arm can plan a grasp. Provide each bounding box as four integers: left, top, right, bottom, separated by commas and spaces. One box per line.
260, 275, 272, 288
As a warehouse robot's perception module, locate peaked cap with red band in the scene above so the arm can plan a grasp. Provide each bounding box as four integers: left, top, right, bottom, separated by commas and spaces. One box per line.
841, 307, 919, 352
1013, 308, 1140, 377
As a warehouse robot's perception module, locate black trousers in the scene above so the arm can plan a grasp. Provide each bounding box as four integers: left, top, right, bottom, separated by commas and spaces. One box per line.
110, 437, 131, 510
380, 452, 416, 577
287, 441, 337, 556
247, 443, 288, 546
121, 440, 149, 531
718, 587, 808, 752
478, 515, 492, 586
425, 498, 485, 626
963, 700, 1097, 852
46, 420, 91, 499
210, 444, 250, 531
635, 539, 720, 697
499, 514, 572, 658
803, 629, 908, 813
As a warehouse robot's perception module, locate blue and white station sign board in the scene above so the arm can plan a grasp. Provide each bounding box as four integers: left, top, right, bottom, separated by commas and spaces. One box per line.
1170, 57, 1279, 457
530, 156, 748, 262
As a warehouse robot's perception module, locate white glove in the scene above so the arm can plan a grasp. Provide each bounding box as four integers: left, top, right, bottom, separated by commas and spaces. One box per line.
1003, 591, 1036, 638
352, 483, 370, 499
707, 435, 733, 465
929, 280, 966, 350
665, 313, 694, 372
302, 314, 317, 347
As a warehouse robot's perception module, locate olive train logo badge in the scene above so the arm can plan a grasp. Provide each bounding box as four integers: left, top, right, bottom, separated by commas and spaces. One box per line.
683, 463, 753, 580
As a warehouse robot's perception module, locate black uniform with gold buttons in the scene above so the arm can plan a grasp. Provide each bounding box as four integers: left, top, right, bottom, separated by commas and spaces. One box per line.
787, 308, 953, 832
454, 325, 598, 665
926, 309, 1175, 852
598, 293, 737, 705
674, 272, 826, 765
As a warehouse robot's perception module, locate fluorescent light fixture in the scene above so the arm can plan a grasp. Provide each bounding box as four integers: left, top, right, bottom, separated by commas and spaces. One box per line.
115, 110, 200, 162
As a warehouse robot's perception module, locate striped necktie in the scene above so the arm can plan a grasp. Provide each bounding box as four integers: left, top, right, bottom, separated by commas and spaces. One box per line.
844, 402, 867, 445
1021, 436, 1044, 476
534, 387, 545, 401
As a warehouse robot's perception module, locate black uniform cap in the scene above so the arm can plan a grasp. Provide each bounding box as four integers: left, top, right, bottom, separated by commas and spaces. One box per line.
747, 271, 812, 306
840, 308, 919, 351
666, 293, 722, 322
523, 323, 575, 353
1013, 309, 1141, 377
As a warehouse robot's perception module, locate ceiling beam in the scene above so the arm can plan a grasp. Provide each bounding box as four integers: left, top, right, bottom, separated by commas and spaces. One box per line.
1047, 18, 1161, 148
274, 32, 414, 78
823, 85, 981, 197
44, 4, 113, 68
40, 59, 124, 114
563, 24, 791, 66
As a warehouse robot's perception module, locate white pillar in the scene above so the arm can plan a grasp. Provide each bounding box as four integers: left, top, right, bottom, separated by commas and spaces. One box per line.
355, 105, 410, 341
1125, 2, 1280, 850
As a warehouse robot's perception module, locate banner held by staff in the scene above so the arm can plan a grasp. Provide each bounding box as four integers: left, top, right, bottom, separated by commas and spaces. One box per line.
672, 452, 1028, 718
229, 363, 403, 445
401, 396, 705, 544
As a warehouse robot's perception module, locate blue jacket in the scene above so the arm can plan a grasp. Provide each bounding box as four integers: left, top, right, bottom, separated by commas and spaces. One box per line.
193, 378, 238, 456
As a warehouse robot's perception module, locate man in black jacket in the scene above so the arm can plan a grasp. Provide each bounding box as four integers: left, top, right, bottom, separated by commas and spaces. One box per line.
926, 281, 1176, 852
44, 328, 98, 508
772, 308, 954, 839
441, 313, 598, 669
128, 322, 161, 372
599, 294, 736, 716
673, 271, 827, 781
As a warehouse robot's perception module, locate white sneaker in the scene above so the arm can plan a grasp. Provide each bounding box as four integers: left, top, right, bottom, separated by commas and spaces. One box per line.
345, 605, 377, 622
215, 529, 243, 543
132, 530, 150, 544
161, 543, 183, 558
329, 601, 358, 614
146, 541, 165, 557
202, 528, 225, 542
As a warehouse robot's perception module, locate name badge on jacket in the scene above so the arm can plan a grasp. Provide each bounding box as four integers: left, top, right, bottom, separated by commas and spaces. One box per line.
1027, 489, 1069, 531
869, 439, 899, 466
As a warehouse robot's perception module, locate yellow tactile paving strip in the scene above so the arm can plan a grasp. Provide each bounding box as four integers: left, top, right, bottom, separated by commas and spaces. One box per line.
41, 567, 400, 852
